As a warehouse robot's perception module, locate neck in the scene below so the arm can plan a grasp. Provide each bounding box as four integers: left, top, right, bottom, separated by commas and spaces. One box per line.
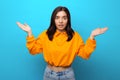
56, 29, 65, 32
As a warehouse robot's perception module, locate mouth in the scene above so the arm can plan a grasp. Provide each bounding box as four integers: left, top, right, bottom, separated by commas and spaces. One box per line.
58, 24, 64, 27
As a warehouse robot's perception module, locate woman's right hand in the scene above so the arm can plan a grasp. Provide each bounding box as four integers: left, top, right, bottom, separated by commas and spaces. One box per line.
16, 22, 32, 36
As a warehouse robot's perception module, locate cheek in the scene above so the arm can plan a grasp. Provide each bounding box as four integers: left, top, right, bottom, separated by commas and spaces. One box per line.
55, 20, 58, 24
54, 20, 57, 25
64, 20, 68, 25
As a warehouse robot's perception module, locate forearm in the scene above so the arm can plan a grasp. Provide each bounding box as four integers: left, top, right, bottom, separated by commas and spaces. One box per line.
77, 38, 96, 59
27, 31, 33, 37
89, 34, 95, 40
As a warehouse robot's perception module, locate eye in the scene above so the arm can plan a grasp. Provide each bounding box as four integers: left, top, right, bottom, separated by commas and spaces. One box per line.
63, 16, 67, 20
55, 16, 59, 19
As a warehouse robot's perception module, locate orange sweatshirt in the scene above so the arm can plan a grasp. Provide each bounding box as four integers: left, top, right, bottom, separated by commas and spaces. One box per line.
26, 30, 96, 67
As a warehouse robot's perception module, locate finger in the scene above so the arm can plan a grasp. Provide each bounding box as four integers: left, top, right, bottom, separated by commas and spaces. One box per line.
24, 23, 28, 26
16, 22, 25, 29
16, 22, 21, 26
103, 27, 108, 30
102, 27, 108, 32
16, 22, 23, 26
100, 27, 108, 34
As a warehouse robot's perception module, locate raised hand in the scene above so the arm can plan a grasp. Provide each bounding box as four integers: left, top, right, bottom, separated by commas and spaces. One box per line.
16, 22, 32, 36
90, 27, 108, 40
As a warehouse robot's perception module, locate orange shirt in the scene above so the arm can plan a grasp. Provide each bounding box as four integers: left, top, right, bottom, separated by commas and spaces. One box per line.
26, 30, 96, 67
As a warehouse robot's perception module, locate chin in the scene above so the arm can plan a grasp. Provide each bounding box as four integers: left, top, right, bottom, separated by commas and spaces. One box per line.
57, 28, 65, 32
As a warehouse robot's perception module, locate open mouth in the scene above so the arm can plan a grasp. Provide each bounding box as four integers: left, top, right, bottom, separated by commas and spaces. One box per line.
58, 25, 64, 27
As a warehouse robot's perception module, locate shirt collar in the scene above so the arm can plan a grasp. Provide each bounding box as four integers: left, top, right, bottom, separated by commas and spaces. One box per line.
54, 30, 67, 37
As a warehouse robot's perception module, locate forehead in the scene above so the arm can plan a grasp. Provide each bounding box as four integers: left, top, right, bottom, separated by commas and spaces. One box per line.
56, 11, 67, 16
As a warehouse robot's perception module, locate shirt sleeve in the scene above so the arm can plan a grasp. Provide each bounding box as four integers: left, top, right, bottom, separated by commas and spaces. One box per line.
76, 32, 96, 59
26, 31, 46, 55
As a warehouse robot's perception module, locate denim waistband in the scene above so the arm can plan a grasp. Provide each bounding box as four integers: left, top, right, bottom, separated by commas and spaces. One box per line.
44, 66, 75, 80
46, 66, 72, 76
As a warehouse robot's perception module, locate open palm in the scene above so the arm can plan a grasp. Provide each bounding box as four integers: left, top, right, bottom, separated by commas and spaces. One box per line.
16, 22, 31, 33
91, 27, 108, 37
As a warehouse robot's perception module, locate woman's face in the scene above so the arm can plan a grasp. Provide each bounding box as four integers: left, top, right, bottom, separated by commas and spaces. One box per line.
55, 11, 68, 32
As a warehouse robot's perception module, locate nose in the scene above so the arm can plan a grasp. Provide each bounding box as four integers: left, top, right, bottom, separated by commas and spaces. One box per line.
59, 18, 63, 23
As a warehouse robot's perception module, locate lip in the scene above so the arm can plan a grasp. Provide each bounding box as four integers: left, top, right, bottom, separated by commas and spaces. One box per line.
58, 25, 64, 28
58, 24, 64, 26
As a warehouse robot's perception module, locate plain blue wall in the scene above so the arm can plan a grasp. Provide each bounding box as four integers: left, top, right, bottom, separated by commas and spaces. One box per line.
0, 0, 120, 80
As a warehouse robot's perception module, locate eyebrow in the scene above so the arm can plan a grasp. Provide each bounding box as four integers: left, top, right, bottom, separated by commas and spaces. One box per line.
55, 15, 67, 17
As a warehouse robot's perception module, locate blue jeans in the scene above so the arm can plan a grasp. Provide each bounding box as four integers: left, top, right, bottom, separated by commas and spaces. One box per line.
44, 66, 75, 80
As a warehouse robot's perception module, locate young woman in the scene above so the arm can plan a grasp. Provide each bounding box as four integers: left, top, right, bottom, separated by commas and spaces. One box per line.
16, 6, 108, 80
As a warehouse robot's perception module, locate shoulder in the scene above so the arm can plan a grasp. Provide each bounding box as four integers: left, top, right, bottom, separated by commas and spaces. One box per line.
73, 31, 83, 41
38, 30, 47, 38
74, 31, 81, 37
41, 30, 47, 34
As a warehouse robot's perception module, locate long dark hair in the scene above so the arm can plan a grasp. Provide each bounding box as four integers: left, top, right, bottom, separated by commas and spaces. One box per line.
46, 6, 74, 41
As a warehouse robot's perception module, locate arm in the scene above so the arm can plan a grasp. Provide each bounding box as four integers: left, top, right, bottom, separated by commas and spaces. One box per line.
77, 35, 96, 60
26, 34, 43, 55
16, 22, 43, 55
77, 27, 108, 59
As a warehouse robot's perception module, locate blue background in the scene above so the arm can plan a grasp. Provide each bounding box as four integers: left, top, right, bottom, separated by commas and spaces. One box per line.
0, 0, 120, 80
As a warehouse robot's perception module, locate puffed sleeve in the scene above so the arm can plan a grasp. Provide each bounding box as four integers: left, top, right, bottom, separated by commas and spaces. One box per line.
76, 32, 96, 59
26, 30, 46, 55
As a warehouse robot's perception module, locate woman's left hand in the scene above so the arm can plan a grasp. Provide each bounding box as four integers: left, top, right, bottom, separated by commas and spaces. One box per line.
90, 27, 108, 40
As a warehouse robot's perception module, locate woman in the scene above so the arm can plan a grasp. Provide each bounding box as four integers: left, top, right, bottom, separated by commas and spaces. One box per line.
16, 6, 108, 80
